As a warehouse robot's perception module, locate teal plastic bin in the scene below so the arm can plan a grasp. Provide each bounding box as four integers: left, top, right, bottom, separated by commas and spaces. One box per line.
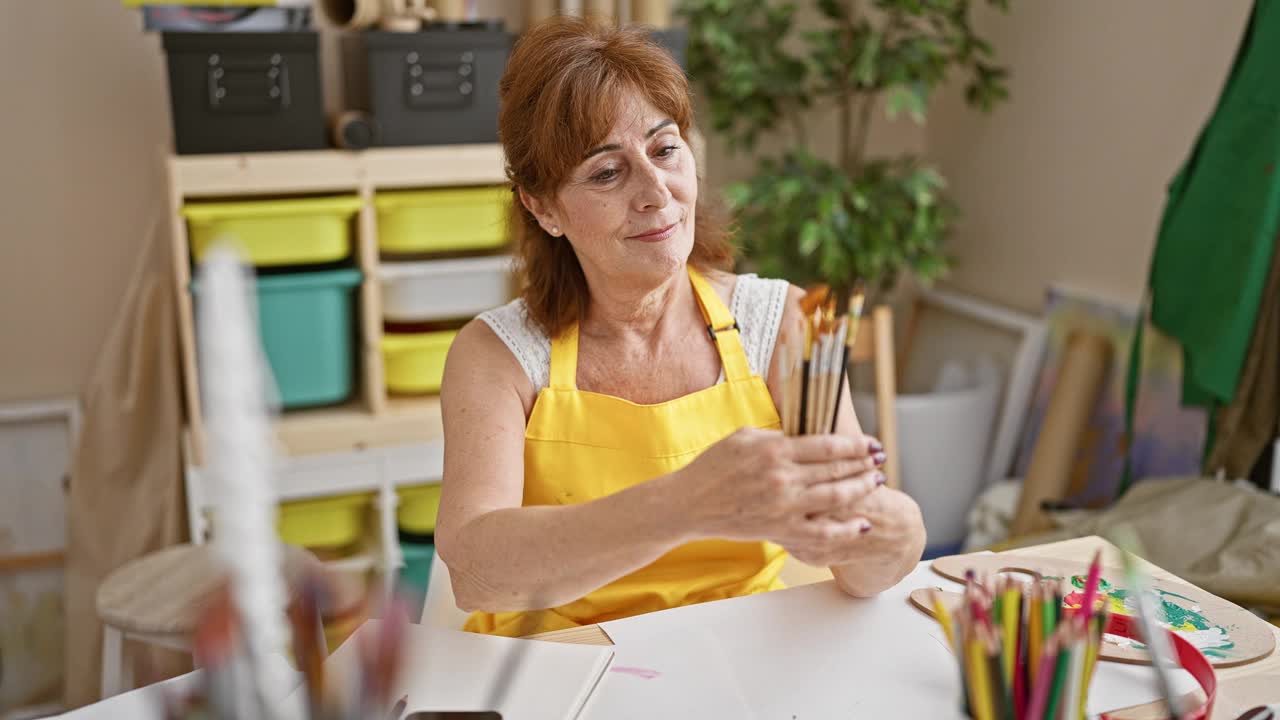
398, 538, 434, 618
194, 268, 362, 409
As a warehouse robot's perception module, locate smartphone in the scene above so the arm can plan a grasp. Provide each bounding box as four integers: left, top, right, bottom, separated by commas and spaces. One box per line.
401, 707, 501, 712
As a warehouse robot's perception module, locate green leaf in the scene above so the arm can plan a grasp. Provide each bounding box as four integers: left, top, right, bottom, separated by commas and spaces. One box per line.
799, 221, 822, 256
885, 84, 926, 123
855, 31, 881, 86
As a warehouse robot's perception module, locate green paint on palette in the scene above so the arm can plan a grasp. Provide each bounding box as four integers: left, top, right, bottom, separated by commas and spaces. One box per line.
1066, 574, 1236, 655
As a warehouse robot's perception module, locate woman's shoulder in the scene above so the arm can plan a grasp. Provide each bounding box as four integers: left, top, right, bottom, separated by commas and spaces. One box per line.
457, 299, 550, 394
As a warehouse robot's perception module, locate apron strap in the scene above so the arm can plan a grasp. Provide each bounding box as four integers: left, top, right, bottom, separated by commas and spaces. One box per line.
687, 266, 753, 383
549, 321, 580, 390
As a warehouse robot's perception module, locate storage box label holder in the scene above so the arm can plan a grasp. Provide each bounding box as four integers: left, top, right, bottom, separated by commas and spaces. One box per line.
403, 49, 475, 110
209, 51, 292, 114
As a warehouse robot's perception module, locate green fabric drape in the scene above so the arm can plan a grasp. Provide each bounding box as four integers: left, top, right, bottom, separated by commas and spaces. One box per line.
1122, 0, 1280, 495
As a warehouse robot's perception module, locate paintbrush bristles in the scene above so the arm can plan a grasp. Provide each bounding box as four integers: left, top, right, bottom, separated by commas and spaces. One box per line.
782, 287, 868, 437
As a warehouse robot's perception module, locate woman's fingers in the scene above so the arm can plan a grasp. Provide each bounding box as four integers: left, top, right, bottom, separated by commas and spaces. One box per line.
797, 471, 885, 513
784, 517, 873, 564
785, 433, 876, 464
796, 455, 880, 486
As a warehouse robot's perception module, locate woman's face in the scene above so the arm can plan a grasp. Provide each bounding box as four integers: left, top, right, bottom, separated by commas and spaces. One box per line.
523, 93, 697, 287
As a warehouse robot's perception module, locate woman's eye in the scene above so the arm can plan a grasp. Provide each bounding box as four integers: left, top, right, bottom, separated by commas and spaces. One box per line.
591, 168, 619, 183
655, 144, 680, 159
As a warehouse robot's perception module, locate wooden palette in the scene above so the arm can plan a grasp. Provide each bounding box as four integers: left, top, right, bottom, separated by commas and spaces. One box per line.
907, 553, 1275, 668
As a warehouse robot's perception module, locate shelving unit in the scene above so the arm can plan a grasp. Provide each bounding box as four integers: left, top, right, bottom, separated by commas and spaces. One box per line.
165, 144, 507, 466
167, 144, 509, 598
169, 134, 707, 603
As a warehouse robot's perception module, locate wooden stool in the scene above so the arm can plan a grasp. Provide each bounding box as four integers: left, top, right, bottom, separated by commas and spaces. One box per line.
95, 542, 318, 699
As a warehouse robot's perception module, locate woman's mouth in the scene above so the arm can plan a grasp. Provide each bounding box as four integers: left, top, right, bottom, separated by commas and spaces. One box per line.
627, 222, 678, 242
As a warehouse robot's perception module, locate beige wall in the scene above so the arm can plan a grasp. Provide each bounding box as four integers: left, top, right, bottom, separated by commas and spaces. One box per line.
0, 2, 541, 407
0, 1, 1259, 404
928, 0, 1254, 314
0, 2, 170, 405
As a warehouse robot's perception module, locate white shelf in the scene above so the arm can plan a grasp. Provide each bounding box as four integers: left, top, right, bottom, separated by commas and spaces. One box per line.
170, 144, 508, 198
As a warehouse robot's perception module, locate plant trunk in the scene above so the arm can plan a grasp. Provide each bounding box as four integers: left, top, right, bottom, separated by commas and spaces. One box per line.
846, 95, 876, 175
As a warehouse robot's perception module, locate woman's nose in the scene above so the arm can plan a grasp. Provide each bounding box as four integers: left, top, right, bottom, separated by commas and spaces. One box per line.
633, 163, 672, 211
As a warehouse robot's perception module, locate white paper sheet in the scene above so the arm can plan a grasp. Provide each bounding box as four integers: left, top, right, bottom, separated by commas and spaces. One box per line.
280, 621, 613, 720
60, 654, 300, 720
582, 626, 753, 720
603, 562, 969, 719
601, 561, 1201, 719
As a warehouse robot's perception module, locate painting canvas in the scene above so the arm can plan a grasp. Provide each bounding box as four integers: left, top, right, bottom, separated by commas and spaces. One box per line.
0, 404, 76, 712
1011, 286, 1206, 505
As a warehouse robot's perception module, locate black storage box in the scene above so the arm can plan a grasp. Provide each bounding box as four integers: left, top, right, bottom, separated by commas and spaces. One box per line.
363, 28, 511, 147
162, 32, 326, 155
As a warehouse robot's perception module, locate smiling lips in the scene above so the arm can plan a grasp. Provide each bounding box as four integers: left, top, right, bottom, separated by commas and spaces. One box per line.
627, 221, 678, 242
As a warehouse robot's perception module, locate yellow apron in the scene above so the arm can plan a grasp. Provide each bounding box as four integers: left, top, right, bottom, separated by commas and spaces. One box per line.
465, 266, 787, 636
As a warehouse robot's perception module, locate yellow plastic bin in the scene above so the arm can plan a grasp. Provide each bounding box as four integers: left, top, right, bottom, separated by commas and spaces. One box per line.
183, 195, 362, 266
381, 330, 458, 394
397, 483, 443, 535
375, 187, 509, 255
276, 493, 371, 550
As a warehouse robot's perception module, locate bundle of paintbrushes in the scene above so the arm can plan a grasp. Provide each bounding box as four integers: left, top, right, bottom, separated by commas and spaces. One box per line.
931, 552, 1112, 720
777, 285, 865, 436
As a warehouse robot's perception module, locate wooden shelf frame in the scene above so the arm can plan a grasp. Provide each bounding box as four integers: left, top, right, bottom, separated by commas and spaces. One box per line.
165, 144, 509, 465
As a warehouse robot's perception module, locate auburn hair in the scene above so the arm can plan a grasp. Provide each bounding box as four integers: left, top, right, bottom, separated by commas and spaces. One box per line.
498, 16, 735, 338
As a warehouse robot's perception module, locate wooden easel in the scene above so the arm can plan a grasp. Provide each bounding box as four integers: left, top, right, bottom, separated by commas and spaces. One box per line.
849, 306, 901, 489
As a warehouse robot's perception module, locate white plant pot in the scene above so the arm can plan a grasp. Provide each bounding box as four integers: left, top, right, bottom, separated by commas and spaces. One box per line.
853, 378, 1001, 552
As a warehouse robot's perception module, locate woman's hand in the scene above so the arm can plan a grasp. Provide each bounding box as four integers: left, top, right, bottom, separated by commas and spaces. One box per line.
828, 486, 927, 597
676, 428, 886, 555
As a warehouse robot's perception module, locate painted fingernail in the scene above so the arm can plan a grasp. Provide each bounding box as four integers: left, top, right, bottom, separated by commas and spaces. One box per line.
873, 452, 887, 466
868, 438, 883, 453
875, 472, 887, 487
860, 521, 873, 534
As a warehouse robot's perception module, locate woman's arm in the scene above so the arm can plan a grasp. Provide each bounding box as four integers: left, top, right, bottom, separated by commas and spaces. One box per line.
433, 320, 697, 612
766, 286, 927, 597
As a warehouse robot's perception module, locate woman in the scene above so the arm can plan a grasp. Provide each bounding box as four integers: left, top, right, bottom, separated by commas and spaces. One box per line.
435, 17, 926, 637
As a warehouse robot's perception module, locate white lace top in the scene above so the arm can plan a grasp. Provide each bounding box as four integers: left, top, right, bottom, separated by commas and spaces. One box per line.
478, 273, 791, 392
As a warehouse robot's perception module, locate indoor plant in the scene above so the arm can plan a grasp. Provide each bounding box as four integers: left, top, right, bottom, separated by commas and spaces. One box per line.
681, 0, 1013, 554
681, 0, 1011, 301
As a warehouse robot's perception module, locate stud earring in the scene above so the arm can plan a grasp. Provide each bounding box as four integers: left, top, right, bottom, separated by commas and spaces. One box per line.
551, 226, 561, 236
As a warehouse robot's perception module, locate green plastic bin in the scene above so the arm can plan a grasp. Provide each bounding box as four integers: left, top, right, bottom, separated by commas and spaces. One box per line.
398, 539, 434, 618
194, 268, 362, 409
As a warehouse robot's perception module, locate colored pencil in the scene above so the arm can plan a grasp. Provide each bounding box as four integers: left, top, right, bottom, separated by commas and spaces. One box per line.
1080, 611, 1100, 719
1078, 550, 1103, 619
1001, 583, 1018, 687
1024, 635, 1059, 720
1045, 626, 1073, 720
984, 623, 1013, 720
1028, 582, 1043, 685
1064, 617, 1088, 720
1043, 584, 1059, 640
932, 589, 956, 647
968, 627, 996, 720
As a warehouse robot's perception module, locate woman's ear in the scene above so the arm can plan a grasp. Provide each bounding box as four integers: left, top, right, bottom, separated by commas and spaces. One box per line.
518, 187, 563, 237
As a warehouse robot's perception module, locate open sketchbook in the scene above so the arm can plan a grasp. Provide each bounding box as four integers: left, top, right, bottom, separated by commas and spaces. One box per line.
280, 622, 614, 720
